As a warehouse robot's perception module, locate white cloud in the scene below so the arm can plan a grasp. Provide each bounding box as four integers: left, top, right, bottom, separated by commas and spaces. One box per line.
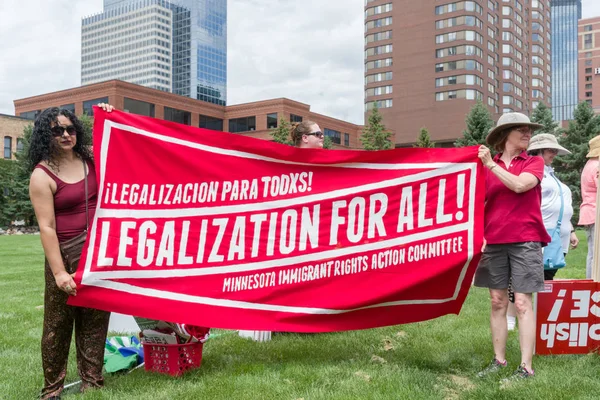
582, 0, 600, 19
0, 0, 103, 115
227, 0, 364, 124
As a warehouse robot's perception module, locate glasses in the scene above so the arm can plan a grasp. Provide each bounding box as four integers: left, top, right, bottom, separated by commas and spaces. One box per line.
515, 127, 532, 134
51, 125, 76, 137
304, 131, 324, 139
546, 148, 559, 155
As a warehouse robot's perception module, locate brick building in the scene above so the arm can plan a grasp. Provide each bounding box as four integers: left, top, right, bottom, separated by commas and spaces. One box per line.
1, 114, 31, 160
13, 80, 362, 149
579, 16, 600, 114
364, 0, 552, 146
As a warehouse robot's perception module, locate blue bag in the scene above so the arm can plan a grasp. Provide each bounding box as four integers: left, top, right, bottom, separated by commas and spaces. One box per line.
543, 174, 566, 270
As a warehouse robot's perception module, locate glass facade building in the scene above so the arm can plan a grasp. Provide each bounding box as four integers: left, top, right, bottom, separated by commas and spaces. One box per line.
551, 0, 582, 121
82, 0, 227, 105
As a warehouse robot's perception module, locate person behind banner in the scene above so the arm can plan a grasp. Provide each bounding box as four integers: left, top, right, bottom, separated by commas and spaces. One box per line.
291, 120, 324, 149
527, 133, 578, 280
579, 135, 600, 279
29, 104, 114, 399
474, 112, 550, 381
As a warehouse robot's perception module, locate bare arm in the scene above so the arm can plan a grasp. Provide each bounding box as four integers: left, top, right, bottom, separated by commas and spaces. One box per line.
478, 146, 539, 193
29, 169, 77, 295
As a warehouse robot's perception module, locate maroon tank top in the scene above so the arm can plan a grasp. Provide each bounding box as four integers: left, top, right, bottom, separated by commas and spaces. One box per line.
35, 160, 98, 243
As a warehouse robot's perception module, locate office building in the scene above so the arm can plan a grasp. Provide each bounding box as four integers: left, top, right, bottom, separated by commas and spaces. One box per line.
364, 0, 552, 145
551, 0, 582, 122
13, 80, 362, 149
1, 114, 30, 160
579, 16, 600, 114
82, 0, 227, 105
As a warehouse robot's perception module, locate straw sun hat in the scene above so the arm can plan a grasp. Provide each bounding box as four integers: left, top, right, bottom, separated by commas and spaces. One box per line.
527, 133, 571, 156
486, 112, 543, 146
587, 135, 600, 158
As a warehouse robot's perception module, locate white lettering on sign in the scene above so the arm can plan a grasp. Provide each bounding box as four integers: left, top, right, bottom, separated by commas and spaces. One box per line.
540, 289, 600, 349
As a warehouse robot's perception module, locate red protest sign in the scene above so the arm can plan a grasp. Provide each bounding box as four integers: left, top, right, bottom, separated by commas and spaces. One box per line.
536, 280, 600, 355
69, 108, 485, 332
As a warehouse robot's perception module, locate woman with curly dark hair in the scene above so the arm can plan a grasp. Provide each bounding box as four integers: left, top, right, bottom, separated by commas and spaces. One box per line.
29, 104, 113, 399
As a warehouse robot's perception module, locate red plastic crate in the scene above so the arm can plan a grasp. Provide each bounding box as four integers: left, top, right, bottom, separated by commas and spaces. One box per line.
142, 341, 203, 376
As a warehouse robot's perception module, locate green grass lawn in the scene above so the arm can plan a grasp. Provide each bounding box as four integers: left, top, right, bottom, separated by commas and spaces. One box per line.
1, 232, 599, 399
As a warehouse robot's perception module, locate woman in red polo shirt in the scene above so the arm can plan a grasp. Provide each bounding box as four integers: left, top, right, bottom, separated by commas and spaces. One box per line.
474, 112, 550, 381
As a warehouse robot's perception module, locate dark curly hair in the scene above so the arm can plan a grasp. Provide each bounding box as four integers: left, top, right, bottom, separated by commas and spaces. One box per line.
28, 107, 93, 172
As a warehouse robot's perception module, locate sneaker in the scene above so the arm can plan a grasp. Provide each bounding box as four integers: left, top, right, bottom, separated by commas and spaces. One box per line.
477, 358, 507, 378
501, 363, 534, 383
507, 315, 516, 331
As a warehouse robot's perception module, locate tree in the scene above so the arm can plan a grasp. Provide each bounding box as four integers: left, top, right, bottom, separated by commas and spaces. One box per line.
269, 117, 292, 145
323, 136, 333, 149
360, 105, 393, 150
78, 113, 94, 146
1, 124, 35, 226
531, 102, 560, 136
554, 101, 600, 223
414, 127, 435, 148
454, 101, 494, 147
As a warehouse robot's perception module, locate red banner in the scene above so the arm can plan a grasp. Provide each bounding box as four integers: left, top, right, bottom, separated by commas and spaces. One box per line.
69, 108, 485, 332
536, 280, 600, 355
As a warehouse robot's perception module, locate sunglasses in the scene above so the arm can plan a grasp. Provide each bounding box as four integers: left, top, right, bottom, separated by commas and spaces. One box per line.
305, 131, 324, 139
51, 125, 77, 137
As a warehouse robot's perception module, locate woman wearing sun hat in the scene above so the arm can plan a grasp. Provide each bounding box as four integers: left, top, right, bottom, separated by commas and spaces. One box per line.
527, 133, 579, 280
475, 112, 550, 381
579, 135, 600, 279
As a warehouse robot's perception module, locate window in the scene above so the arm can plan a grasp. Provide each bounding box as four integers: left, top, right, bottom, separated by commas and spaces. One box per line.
199, 115, 223, 131
585, 25, 593, 32
290, 114, 303, 123
60, 104, 75, 113
586, 76, 593, 82
365, 3, 392, 17
585, 34, 593, 50
365, 99, 393, 110
3, 136, 12, 159
266, 113, 278, 129
365, 57, 393, 70
365, 16, 392, 30
83, 97, 109, 116
229, 116, 256, 133
365, 30, 392, 43
366, 85, 393, 96
124, 98, 155, 117
16, 138, 23, 153
344, 133, 350, 147
365, 71, 393, 83
365, 44, 392, 57
586, 68, 593, 74
586, 92, 593, 98
164, 107, 191, 125
586, 84, 593, 90
324, 128, 341, 144
19, 110, 40, 120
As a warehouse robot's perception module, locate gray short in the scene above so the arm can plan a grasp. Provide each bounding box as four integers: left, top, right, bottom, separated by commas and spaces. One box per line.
474, 242, 544, 294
